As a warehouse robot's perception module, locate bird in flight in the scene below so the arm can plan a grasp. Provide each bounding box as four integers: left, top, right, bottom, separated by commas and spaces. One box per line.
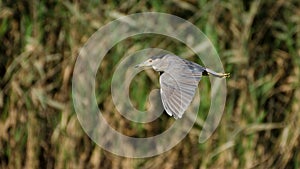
135, 54, 229, 119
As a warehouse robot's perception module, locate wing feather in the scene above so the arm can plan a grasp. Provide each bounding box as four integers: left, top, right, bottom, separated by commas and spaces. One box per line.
159, 69, 201, 119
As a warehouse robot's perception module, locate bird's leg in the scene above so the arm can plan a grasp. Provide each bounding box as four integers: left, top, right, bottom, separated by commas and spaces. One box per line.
205, 68, 230, 78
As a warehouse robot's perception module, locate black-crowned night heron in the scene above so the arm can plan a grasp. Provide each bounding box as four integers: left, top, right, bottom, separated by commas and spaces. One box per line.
135, 54, 229, 119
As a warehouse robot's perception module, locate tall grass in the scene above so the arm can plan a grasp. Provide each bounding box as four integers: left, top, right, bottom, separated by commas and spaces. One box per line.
0, 1, 299, 169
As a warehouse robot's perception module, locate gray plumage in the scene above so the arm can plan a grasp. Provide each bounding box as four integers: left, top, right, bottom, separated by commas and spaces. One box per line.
135, 54, 229, 119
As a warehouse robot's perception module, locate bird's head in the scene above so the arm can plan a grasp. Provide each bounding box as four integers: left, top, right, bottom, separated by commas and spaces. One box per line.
135, 54, 170, 71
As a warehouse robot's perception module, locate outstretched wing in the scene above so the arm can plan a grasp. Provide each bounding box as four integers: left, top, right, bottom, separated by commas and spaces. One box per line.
159, 68, 201, 119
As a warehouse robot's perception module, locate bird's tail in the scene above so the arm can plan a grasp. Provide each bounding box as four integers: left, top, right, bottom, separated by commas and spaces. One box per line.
205, 68, 230, 78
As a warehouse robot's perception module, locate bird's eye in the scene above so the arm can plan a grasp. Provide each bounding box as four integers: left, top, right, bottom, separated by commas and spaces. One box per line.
149, 59, 152, 62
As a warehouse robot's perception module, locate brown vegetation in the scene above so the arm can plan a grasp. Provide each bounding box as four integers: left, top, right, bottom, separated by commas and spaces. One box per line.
0, 1, 299, 169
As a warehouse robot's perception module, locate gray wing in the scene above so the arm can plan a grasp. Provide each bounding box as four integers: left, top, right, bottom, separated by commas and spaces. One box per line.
159, 69, 201, 119
181, 58, 229, 78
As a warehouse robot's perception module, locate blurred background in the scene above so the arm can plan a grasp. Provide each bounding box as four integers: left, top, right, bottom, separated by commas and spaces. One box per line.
1, 0, 299, 169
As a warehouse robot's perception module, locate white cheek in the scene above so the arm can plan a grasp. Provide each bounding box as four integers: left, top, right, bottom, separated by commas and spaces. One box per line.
152, 65, 158, 70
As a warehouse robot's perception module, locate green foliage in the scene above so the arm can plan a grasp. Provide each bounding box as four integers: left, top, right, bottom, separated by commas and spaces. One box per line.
0, 1, 299, 169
